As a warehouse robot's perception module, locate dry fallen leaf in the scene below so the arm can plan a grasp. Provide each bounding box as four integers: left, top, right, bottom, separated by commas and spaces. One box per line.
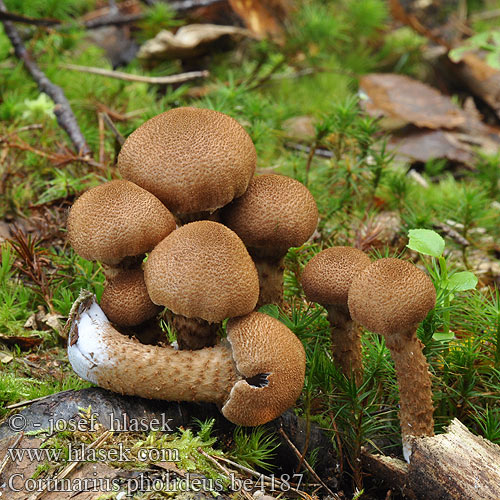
360, 73, 465, 129
0, 351, 13, 363
228, 0, 290, 42
138, 24, 253, 60
388, 129, 474, 165
0, 333, 42, 350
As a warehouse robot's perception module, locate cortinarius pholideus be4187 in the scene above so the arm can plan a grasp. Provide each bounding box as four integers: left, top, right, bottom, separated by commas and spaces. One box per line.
66, 180, 176, 327
144, 221, 260, 350
221, 174, 318, 307
301, 247, 371, 384
117, 107, 257, 222
67, 291, 306, 426
347, 258, 436, 462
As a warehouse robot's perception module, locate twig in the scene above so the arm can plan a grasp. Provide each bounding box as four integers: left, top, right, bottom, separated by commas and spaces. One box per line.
0, 1, 91, 156
101, 112, 125, 146
4, 390, 75, 410
285, 142, 333, 158
98, 112, 105, 164
0, 432, 23, 476
0, 10, 60, 26
60, 63, 209, 85
279, 427, 340, 499
197, 448, 253, 500
27, 430, 112, 500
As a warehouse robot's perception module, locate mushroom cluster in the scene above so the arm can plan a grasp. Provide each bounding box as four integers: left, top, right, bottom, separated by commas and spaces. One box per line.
301, 250, 436, 462
66, 107, 315, 426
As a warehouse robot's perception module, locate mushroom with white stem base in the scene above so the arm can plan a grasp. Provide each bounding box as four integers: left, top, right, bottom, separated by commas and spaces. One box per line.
67, 291, 306, 426
347, 258, 436, 462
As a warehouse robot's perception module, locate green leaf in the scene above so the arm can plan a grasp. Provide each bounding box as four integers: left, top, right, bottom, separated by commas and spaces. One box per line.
446, 271, 478, 291
407, 229, 445, 257
449, 46, 470, 63
433, 331, 456, 342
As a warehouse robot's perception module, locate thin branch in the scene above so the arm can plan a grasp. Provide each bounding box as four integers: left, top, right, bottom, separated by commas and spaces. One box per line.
60, 63, 209, 85
0, 1, 91, 156
101, 112, 126, 146
0, 11, 60, 26
279, 427, 340, 499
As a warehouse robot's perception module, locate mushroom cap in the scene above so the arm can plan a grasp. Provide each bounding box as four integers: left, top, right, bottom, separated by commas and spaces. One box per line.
100, 268, 161, 327
348, 258, 436, 336
117, 107, 256, 215
222, 312, 306, 426
301, 247, 371, 306
221, 174, 318, 257
144, 221, 259, 323
67, 180, 176, 266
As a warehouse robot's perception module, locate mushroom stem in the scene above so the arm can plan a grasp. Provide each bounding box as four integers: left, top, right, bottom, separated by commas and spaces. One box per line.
68, 292, 240, 404
325, 304, 363, 384
166, 311, 219, 350
384, 328, 434, 461
252, 255, 285, 308
175, 209, 221, 226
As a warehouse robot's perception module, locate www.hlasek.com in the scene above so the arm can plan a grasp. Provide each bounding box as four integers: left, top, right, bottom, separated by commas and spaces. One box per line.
3, 472, 305, 496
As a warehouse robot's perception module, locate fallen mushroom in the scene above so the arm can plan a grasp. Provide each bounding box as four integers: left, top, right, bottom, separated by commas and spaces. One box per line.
67, 180, 176, 327
347, 258, 436, 462
221, 174, 318, 307
301, 247, 371, 384
144, 221, 260, 350
118, 107, 256, 222
67, 291, 306, 426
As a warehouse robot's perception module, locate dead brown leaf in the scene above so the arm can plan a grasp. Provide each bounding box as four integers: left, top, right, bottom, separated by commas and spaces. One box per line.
0, 333, 42, 350
388, 128, 474, 165
138, 24, 253, 60
228, 0, 290, 42
360, 73, 465, 129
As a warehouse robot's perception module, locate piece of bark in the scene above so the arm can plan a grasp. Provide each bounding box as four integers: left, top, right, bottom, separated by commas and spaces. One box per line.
408, 419, 500, 500
0, 388, 339, 479
443, 52, 500, 121
0, 1, 90, 156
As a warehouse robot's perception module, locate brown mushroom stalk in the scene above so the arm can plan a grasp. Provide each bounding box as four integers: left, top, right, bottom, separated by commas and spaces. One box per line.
348, 258, 436, 462
221, 174, 318, 308
301, 247, 371, 384
67, 292, 306, 426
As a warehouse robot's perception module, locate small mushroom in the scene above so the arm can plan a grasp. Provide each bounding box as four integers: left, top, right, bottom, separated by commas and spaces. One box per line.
301, 247, 371, 384
67, 292, 306, 426
67, 180, 176, 327
100, 268, 161, 328
221, 174, 318, 307
144, 221, 260, 350
347, 258, 436, 461
117, 107, 256, 222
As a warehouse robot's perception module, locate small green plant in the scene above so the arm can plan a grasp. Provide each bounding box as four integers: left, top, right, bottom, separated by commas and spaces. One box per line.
230, 427, 279, 471
407, 229, 478, 341
450, 30, 500, 69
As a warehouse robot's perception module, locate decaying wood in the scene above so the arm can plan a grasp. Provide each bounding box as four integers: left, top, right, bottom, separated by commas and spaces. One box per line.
0, 0, 91, 157
408, 419, 500, 500
362, 419, 500, 500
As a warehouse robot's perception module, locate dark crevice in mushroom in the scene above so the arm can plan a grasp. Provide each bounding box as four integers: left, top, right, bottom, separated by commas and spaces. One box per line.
245, 373, 270, 388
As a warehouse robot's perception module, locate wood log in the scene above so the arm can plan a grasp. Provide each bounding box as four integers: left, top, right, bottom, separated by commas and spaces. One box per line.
408, 419, 500, 500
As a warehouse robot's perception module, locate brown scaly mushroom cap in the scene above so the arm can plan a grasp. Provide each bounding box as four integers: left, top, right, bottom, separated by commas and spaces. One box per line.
67, 180, 176, 266
301, 247, 371, 383
117, 107, 257, 215
348, 258, 436, 337
221, 174, 319, 259
100, 268, 161, 327
222, 312, 306, 426
301, 247, 371, 306
144, 221, 259, 323
348, 258, 436, 461
67, 294, 306, 426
